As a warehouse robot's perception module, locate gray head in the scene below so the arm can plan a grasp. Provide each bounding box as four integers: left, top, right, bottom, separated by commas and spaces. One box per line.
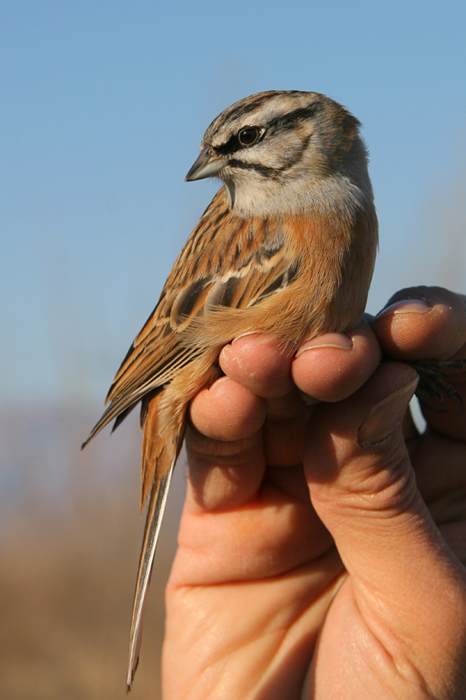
186, 90, 373, 218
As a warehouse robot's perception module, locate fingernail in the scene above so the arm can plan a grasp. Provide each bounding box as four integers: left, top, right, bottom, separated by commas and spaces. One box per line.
296, 333, 353, 357
210, 376, 230, 389
357, 377, 419, 446
231, 331, 259, 345
375, 298, 431, 320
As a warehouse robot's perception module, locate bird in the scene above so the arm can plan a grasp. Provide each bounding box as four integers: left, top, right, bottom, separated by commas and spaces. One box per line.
82, 90, 379, 689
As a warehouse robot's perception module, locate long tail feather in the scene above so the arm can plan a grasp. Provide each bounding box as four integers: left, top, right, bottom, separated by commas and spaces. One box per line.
126, 459, 175, 690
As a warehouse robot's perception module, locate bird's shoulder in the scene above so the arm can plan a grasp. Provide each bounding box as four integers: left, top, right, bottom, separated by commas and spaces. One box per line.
105, 189, 306, 401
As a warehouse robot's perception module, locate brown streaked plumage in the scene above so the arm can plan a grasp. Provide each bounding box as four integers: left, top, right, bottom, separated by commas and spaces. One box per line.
82, 90, 378, 689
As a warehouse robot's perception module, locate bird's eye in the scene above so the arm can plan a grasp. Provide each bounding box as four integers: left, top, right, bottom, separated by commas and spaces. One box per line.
238, 126, 261, 147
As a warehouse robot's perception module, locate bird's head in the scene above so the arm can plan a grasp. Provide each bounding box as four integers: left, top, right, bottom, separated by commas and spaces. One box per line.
186, 90, 373, 218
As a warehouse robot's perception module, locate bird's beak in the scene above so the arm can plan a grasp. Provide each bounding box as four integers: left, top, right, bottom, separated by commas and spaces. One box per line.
185, 148, 227, 181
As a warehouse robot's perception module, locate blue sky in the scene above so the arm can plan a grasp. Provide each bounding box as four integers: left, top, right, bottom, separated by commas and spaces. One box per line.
1, 0, 466, 406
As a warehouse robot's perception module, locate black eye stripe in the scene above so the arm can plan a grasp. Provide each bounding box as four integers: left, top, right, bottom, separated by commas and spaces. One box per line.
227, 132, 311, 178
214, 134, 241, 156
214, 103, 320, 157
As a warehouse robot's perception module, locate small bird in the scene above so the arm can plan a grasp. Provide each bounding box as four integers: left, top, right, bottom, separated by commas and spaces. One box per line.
82, 90, 379, 688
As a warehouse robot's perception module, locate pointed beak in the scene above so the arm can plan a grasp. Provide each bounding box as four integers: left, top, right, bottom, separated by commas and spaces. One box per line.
185, 148, 227, 181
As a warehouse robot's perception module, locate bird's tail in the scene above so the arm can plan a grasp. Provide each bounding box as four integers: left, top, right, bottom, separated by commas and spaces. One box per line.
126, 394, 185, 691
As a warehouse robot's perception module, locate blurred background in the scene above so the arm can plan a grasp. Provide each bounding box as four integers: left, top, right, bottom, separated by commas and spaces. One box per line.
1, 1, 465, 698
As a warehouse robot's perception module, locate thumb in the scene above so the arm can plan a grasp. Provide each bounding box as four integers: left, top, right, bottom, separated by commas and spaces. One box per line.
304, 362, 466, 682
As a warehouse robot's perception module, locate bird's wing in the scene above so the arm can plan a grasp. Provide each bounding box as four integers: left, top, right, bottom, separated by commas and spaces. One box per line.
82, 187, 300, 446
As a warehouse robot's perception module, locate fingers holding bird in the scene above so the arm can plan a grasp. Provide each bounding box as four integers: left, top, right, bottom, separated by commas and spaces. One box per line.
185, 295, 466, 540
186, 322, 382, 514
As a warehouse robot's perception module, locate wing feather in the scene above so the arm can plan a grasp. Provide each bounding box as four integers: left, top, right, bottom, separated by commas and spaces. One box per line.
83, 187, 302, 445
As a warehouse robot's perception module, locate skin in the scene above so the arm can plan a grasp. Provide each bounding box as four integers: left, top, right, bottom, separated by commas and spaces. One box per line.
163, 286, 466, 700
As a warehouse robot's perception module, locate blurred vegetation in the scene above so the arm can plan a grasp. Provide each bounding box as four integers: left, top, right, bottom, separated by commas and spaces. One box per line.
0, 405, 184, 700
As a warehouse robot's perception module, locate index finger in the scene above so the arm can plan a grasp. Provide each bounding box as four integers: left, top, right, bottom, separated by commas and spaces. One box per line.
373, 287, 466, 360
372, 287, 466, 440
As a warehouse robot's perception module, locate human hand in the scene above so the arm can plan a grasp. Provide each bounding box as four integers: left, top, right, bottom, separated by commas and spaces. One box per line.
163, 287, 466, 700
